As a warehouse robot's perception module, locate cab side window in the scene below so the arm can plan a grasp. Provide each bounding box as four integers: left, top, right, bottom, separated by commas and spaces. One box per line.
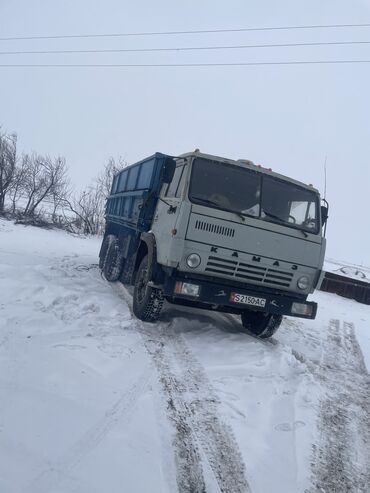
176, 166, 187, 198
165, 165, 185, 198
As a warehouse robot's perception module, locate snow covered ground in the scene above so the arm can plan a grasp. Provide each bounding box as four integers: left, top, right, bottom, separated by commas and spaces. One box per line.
0, 218, 369, 493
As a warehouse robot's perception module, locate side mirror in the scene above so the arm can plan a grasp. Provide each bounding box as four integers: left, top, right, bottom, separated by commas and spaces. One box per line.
161, 158, 176, 184
321, 205, 328, 225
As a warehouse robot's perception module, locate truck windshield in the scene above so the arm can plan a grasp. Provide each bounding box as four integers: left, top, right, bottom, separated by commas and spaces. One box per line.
189, 158, 320, 234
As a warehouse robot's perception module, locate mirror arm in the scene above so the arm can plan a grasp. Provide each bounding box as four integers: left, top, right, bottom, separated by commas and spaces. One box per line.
158, 196, 172, 207
157, 196, 177, 214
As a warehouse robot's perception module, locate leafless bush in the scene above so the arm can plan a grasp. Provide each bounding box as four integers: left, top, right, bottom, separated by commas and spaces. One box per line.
96, 156, 127, 198
63, 156, 126, 235
14, 209, 53, 229
63, 185, 104, 235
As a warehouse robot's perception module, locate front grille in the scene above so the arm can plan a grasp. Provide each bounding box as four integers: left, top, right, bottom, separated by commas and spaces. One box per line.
205, 256, 294, 288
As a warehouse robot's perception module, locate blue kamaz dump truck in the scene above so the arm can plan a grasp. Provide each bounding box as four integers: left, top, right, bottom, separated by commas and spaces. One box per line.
99, 151, 328, 338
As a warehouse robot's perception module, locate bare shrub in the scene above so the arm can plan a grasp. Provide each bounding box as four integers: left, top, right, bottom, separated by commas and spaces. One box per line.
64, 156, 127, 235
96, 156, 127, 198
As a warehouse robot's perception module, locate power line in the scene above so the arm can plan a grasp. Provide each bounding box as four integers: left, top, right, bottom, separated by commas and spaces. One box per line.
1, 40, 370, 56
1, 60, 370, 67
1, 23, 370, 42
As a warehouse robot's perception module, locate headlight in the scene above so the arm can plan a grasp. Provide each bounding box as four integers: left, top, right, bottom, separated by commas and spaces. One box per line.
297, 276, 310, 290
186, 253, 201, 268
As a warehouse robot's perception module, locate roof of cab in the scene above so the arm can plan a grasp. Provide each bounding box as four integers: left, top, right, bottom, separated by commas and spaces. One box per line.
177, 151, 320, 194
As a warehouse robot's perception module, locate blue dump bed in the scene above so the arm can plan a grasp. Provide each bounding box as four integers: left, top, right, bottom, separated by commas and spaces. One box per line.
106, 152, 171, 232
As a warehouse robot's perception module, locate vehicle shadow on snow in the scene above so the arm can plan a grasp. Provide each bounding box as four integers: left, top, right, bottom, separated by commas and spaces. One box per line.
160, 302, 279, 346
162, 304, 241, 332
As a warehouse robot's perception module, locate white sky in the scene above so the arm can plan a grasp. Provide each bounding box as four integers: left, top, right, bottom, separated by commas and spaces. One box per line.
1, 0, 370, 265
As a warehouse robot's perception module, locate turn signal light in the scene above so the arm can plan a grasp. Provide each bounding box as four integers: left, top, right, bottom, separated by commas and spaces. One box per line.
174, 281, 200, 297
291, 302, 313, 316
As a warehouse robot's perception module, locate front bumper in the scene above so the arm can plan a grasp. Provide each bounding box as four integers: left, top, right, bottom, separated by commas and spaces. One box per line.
163, 275, 317, 319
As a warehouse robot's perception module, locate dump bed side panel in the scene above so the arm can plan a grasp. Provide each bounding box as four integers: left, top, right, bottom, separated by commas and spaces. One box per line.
106, 153, 168, 232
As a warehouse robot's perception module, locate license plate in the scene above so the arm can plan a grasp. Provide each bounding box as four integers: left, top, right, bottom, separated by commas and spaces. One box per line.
230, 293, 266, 307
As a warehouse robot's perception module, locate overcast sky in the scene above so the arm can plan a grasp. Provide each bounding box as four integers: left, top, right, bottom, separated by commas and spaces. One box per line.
1, 0, 370, 265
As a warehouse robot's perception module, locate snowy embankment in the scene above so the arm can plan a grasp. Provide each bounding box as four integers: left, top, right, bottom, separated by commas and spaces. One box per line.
324, 257, 370, 283
0, 219, 369, 493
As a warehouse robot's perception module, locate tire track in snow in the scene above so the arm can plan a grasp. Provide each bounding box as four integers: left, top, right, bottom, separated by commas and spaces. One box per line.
144, 332, 208, 493
116, 284, 250, 493
309, 319, 370, 493
26, 369, 151, 493
164, 327, 250, 493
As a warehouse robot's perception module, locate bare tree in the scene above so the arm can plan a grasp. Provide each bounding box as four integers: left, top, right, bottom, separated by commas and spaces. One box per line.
20, 153, 69, 217
64, 185, 104, 235
96, 156, 127, 198
9, 155, 30, 214
50, 166, 71, 223
0, 129, 17, 214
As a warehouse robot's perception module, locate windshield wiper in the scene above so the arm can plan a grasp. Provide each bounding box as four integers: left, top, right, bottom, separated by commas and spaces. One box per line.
191, 196, 220, 208
262, 210, 285, 223
262, 210, 308, 237
192, 196, 246, 221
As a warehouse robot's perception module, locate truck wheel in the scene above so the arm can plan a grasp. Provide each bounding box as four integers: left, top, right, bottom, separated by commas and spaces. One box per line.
241, 311, 282, 339
104, 237, 124, 282
99, 234, 115, 270
133, 254, 164, 322
120, 253, 136, 285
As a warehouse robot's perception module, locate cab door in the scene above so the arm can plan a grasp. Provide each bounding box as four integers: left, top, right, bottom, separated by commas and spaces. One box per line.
152, 162, 188, 267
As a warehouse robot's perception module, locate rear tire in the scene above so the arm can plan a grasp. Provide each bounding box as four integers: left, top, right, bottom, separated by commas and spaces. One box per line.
120, 253, 136, 285
241, 311, 282, 339
99, 234, 115, 270
133, 255, 164, 322
104, 237, 125, 282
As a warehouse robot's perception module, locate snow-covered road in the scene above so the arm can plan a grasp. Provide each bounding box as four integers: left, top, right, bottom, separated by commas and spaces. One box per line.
0, 218, 369, 493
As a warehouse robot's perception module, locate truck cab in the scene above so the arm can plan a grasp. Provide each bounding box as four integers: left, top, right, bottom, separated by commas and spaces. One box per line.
100, 151, 327, 338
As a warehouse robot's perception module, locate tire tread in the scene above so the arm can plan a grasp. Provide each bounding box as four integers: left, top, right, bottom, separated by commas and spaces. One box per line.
241, 311, 282, 339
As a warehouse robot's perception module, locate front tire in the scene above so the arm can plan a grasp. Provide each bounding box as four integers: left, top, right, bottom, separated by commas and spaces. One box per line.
133, 255, 164, 322
241, 311, 282, 339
